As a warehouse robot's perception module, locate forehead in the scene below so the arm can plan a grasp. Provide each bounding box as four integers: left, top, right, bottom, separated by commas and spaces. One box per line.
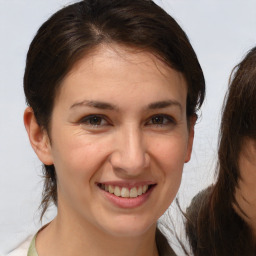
70, 44, 184, 79
55, 44, 187, 108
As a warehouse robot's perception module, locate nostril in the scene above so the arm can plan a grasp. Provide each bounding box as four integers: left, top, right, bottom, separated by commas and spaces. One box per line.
109, 151, 150, 174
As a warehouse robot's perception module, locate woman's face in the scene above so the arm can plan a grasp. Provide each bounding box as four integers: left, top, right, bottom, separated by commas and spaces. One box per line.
36, 44, 194, 237
235, 138, 256, 232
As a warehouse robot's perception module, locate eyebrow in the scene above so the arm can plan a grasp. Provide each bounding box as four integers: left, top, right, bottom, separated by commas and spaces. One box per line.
70, 100, 119, 111
148, 100, 182, 110
70, 99, 182, 111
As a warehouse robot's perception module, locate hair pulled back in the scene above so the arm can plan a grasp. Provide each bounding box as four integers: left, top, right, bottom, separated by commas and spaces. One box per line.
24, 0, 205, 218
186, 47, 256, 255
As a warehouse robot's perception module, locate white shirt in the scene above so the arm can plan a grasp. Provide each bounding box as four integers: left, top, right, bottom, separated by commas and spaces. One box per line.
6, 236, 33, 256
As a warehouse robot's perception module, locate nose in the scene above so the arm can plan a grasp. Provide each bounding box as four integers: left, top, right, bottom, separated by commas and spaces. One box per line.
109, 126, 150, 176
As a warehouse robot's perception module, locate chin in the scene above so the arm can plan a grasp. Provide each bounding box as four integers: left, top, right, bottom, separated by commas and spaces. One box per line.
100, 216, 157, 238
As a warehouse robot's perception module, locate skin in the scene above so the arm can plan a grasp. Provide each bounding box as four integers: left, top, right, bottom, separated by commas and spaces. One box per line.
235, 138, 256, 238
24, 44, 195, 256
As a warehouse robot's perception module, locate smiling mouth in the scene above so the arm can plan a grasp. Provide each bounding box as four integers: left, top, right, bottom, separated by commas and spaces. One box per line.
98, 183, 155, 198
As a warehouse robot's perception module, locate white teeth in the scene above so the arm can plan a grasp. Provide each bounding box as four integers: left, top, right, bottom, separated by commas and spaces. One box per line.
101, 184, 151, 198
130, 187, 138, 198
121, 187, 130, 198
137, 186, 142, 196
142, 185, 148, 193
114, 186, 121, 197
109, 185, 114, 194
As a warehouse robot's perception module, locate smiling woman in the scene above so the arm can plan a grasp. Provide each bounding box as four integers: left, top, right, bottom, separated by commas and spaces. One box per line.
9, 0, 205, 255
37, 45, 190, 240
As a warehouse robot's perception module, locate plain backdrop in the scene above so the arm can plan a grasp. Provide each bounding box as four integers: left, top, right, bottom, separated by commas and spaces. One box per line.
0, 0, 256, 255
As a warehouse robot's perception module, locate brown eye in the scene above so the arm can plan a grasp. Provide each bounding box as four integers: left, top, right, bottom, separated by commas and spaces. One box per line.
146, 114, 176, 127
80, 115, 109, 127
152, 116, 164, 124
89, 116, 102, 125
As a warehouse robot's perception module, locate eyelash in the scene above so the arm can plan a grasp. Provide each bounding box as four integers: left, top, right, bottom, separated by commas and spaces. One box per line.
146, 114, 176, 127
78, 114, 176, 128
79, 115, 110, 127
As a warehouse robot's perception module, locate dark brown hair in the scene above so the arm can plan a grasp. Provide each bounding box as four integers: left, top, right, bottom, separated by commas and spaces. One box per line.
186, 47, 256, 255
24, 0, 205, 220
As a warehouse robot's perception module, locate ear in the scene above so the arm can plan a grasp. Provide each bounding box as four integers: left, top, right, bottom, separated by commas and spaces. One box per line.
184, 114, 197, 163
24, 107, 53, 165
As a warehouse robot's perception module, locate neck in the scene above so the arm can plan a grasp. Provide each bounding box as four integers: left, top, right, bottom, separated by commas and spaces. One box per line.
234, 139, 256, 241
234, 188, 256, 240
36, 214, 159, 256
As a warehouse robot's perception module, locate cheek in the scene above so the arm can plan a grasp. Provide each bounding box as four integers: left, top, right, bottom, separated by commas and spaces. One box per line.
149, 135, 188, 199
149, 133, 189, 170
51, 136, 112, 209
51, 133, 111, 184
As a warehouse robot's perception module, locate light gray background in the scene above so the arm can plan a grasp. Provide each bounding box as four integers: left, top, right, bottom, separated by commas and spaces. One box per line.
1, 0, 256, 255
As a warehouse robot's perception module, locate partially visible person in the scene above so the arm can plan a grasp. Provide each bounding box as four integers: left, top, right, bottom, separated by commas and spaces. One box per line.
8, 0, 205, 255
186, 47, 256, 256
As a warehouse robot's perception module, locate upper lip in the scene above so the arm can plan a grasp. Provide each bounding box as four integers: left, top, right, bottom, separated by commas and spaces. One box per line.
96, 181, 156, 189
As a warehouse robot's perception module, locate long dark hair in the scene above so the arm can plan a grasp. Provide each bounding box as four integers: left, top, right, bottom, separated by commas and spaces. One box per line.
186, 47, 256, 255
24, 0, 205, 220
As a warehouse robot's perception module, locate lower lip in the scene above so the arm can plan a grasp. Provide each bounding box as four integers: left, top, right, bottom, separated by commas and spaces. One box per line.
100, 186, 155, 209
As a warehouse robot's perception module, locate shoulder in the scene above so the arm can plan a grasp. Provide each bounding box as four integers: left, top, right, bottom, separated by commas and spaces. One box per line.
156, 228, 177, 256
186, 185, 213, 219
192, 186, 213, 204
185, 186, 213, 253
6, 236, 33, 256
186, 185, 213, 225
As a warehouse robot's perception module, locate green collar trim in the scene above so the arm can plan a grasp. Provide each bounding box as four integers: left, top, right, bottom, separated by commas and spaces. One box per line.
27, 235, 38, 256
